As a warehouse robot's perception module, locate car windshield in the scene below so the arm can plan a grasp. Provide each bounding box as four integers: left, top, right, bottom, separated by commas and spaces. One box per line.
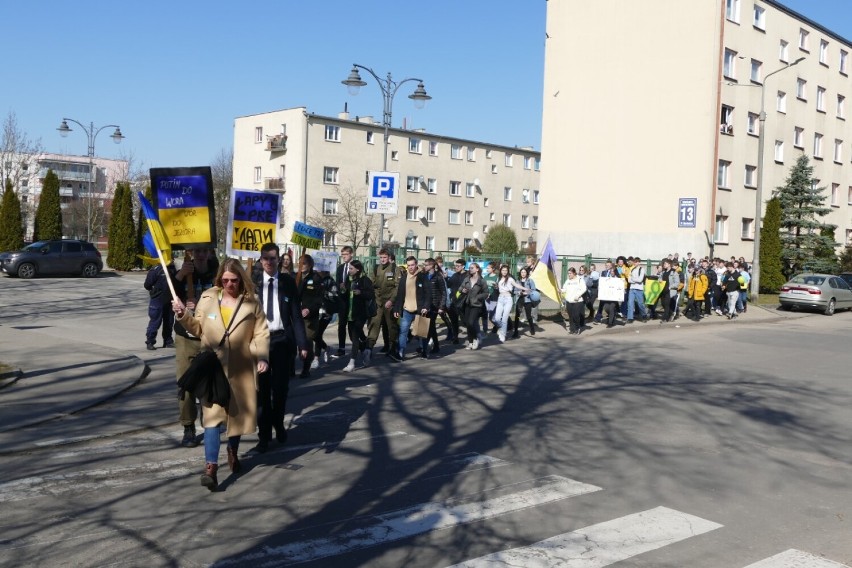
23, 241, 49, 251
790, 275, 825, 286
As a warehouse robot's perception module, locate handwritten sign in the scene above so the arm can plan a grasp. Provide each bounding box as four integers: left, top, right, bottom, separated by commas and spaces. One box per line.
312, 250, 338, 273
291, 221, 324, 250
150, 167, 216, 248
597, 276, 625, 302
225, 188, 280, 258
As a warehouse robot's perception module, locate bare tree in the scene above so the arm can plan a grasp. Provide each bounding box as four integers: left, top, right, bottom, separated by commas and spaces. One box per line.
307, 183, 377, 254
0, 111, 43, 190
211, 147, 233, 251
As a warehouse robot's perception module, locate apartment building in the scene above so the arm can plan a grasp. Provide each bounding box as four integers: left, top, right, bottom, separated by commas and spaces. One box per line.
232, 107, 541, 253
540, 0, 852, 260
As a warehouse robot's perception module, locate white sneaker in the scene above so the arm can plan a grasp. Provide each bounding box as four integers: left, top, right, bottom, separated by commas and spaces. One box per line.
498, 333, 505, 343
362, 349, 372, 366
321, 349, 329, 363
471, 339, 479, 350
310, 358, 319, 370
343, 359, 356, 372
467, 342, 474, 350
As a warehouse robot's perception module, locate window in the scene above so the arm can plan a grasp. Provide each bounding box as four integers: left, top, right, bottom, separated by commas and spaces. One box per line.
409, 138, 422, 153
426, 207, 435, 222
774, 140, 784, 162
533, 189, 540, 204
740, 113, 758, 137
794, 127, 804, 148
504, 187, 512, 201
485, 149, 493, 159
817, 86, 826, 111
503, 213, 512, 227
325, 125, 340, 141
841, 50, 849, 74
780, 40, 789, 62
753, 4, 766, 29
323, 232, 337, 247
723, 49, 737, 79
522, 189, 530, 203
745, 165, 757, 187
448, 209, 460, 224
464, 238, 474, 250
449, 181, 461, 196
799, 28, 809, 51
750, 59, 763, 83
467, 147, 476, 161
464, 211, 473, 225
831, 183, 840, 206
848, 186, 852, 204
406, 234, 419, 248
717, 160, 731, 189
524, 156, 533, 170
427, 178, 437, 194
796, 78, 807, 100
323, 166, 339, 184
777, 91, 787, 112
847, 229, 852, 244
522, 215, 530, 229
447, 237, 459, 252
484, 198, 490, 207
424, 236, 434, 250
505, 153, 513, 167
254, 167, 262, 183
367, 131, 374, 144
407, 176, 420, 192
534, 157, 541, 171
491, 164, 498, 174
466, 182, 475, 197
820, 40, 829, 65
741, 218, 755, 240
451, 144, 461, 159
532, 216, 538, 230
720, 105, 734, 134
489, 212, 496, 222
725, 0, 740, 23
255, 127, 263, 143
838, 95, 846, 118
835, 139, 843, 163
429, 141, 438, 156
814, 133, 823, 158
322, 198, 338, 215
391, 150, 399, 161
406, 206, 419, 221
715, 215, 729, 243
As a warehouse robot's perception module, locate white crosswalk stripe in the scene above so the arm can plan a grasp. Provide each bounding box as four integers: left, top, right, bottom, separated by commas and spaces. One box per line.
742, 549, 851, 568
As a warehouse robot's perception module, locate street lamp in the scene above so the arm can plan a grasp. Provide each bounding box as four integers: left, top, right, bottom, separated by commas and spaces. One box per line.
342, 64, 431, 248
57, 118, 125, 242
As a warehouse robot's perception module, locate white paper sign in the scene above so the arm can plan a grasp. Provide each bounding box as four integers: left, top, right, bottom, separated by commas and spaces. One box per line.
598, 276, 625, 302
312, 250, 339, 273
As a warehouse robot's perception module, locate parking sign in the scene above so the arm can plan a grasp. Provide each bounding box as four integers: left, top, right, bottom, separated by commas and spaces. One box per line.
678, 198, 697, 228
367, 171, 399, 216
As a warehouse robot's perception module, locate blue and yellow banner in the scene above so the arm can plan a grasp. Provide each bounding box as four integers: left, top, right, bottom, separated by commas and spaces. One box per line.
226, 188, 281, 258
137, 192, 171, 266
150, 167, 216, 248
291, 221, 324, 250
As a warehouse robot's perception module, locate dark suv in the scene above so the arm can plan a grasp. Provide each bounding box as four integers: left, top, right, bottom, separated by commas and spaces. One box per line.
0, 239, 103, 278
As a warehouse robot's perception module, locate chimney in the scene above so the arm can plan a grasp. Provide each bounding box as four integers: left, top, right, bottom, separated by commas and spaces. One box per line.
338, 102, 350, 120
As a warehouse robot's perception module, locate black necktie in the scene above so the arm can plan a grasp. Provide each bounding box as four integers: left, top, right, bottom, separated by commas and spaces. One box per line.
266, 277, 274, 322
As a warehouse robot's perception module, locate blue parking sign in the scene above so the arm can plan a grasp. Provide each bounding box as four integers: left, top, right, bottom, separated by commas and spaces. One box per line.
372, 175, 395, 198
367, 171, 399, 216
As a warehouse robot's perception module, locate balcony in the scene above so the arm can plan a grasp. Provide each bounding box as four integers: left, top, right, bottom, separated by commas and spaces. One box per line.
264, 177, 285, 191
265, 134, 287, 152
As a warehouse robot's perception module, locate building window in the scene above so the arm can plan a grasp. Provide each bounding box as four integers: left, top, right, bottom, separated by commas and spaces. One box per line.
723, 49, 737, 79
391, 150, 399, 161
831, 183, 840, 206
323, 232, 337, 247
466, 182, 475, 197
741, 218, 755, 240
467, 147, 476, 161
504, 187, 512, 201
775, 140, 784, 162
464, 210, 473, 225
799, 28, 809, 51
817, 86, 826, 111
523, 156, 533, 170
406, 234, 419, 248
744, 165, 757, 188
449, 181, 461, 196
838, 95, 846, 119
484, 198, 490, 207
448, 209, 460, 224
794, 126, 804, 148
847, 229, 852, 244
325, 125, 340, 142
725, 0, 740, 23
750, 59, 762, 83
841, 50, 849, 75
796, 78, 807, 100
848, 186, 852, 204
715, 215, 729, 243
429, 141, 438, 156
322, 198, 338, 215
717, 160, 731, 189
427, 178, 437, 194
533, 189, 540, 204
447, 237, 459, 252
747, 112, 759, 135
323, 166, 339, 184
534, 157, 541, 171
753, 5, 765, 29
485, 149, 493, 159
464, 238, 474, 250
522, 215, 529, 229
425, 236, 435, 250
522, 189, 530, 203
491, 164, 497, 174
489, 212, 496, 222
409, 138, 422, 153
255, 127, 263, 143
451, 144, 462, 159
406, 206, 419, 221
503, 213, 512, 227
779, 40, 789, 62
367, 131, 374, 144
504, 153, 513, 167
835, 140, 843, 163
820, 40, 829, 65
814, 133, 823, 158
720, 105, 734, 134
407, 176, 420, 192
426, 207, 435, 222
777, 91, 787, 112
254, 167, 262, 183
532, 216, 538, 230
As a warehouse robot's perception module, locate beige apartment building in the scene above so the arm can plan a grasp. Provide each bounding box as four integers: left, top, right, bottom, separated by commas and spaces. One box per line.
541, 0, 852, 261
233, 107, 541, 254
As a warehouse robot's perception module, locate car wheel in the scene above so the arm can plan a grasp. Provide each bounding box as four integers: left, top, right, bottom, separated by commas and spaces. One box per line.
779, 304, 792, 311
824, 298, 836, 316
17, 263, 36, 279
82, 262, 99, 278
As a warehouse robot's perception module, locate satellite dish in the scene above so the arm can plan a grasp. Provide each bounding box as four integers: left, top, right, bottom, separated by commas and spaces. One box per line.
473, 178, 480, 186
472, 231, 480, 240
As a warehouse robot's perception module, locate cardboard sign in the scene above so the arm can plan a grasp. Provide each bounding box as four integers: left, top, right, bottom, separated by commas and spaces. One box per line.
226, 188, 280, 258
150, 167, 217, 248
312, 251, 338, 273
598, 276, 625, 302
291, 221, 324, 250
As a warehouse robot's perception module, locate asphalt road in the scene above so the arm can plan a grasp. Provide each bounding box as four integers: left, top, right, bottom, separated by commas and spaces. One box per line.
0, 273, 850, 567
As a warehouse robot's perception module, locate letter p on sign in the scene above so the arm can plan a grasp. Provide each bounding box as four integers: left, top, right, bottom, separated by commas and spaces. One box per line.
372, 176, 394, 198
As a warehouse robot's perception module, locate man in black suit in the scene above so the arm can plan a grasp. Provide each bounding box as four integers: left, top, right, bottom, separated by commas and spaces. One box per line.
253, 243, 309, 452
334, 245, 354, 358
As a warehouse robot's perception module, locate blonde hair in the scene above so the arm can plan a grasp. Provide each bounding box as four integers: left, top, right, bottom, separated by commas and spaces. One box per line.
215, 258, 256, 297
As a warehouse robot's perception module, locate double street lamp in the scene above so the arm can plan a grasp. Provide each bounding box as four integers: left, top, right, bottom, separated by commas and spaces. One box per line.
342, 64, 431, 248
57, 118, 125, 242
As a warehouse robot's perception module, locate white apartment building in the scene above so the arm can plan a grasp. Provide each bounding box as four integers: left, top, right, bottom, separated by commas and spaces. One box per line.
540, 0, 852, 260
233, 107, 541, 254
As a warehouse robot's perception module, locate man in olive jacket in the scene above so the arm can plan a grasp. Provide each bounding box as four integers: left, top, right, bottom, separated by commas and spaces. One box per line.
367, 248, 399, 355
390, 256, 431, 362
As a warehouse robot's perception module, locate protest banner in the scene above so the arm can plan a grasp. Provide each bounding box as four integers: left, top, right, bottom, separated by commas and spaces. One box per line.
150, 167, 216, 248
597, 277, 625, 302
291, 221, 324, 250
225, 187, 280, 258
312, 250, 338, 273
644, 279, 665, 305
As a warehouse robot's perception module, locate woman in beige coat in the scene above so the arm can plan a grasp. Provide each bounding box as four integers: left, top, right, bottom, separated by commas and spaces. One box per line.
173, 258, 269, 491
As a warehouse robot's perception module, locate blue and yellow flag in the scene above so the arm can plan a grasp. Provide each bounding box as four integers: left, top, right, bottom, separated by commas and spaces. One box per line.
532, 237, 563, 304
138, 192, 172, 265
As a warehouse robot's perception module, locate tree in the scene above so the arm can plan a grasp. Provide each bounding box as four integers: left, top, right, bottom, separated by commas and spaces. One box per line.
108, 182, 137, 270
211, 147, 233, 252
482, 224, 519, 255
758, 197, 785, 292
812, 226, 840, 274
0, 178, 25, 251
774, 154, 838, 276
0, 111, 43, 191
306, 183, 377, 254
33, 169, 63, 240
840, 244, 852, 272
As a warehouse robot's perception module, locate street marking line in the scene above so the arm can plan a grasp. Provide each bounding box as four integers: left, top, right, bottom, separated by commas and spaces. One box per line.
213, 475, 602, 567
742, 549, 851, 568
447, 506, 722, 568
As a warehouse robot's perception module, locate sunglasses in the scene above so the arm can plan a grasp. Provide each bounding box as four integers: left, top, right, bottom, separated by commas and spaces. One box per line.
221, 277, 240, 283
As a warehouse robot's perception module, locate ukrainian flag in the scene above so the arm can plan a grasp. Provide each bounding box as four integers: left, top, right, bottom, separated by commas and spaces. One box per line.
532, 237, 563, 305
138, 192, 172, 265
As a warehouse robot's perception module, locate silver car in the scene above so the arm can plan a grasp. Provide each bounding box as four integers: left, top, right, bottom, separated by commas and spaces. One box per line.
779, 273, 852, 315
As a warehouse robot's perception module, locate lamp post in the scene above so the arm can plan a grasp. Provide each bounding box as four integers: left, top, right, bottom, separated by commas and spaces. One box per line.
749, 56, 804, 302
342, 64, 431, 248
57, 119, 124, 242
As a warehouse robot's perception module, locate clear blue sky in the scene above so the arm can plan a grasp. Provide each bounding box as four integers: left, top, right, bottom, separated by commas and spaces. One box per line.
2, 1, 850, 172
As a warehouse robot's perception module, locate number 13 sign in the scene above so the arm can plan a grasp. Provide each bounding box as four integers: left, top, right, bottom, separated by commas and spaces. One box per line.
678, 198, 697, 228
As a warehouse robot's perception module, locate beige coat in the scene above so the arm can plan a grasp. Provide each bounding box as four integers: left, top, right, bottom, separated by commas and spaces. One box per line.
178, 288, 270, 437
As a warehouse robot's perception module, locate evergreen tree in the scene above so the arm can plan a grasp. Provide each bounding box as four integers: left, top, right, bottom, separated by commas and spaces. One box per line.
758, 197, 785, 292
812, 226, 839, 274
33, 169, 63, 240
482, 224, 519, 255
0, 178, 25, 251
774, 155, 838, 276
839, 244, 852, 272
134, 184, 152, 268
108, 182, 137, 270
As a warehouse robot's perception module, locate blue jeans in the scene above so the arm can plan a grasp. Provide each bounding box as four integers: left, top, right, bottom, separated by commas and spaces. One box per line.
494, 295, 513, 336
398, 310, 417, 355
204, 425, 240, 464
627, 288, 647, 320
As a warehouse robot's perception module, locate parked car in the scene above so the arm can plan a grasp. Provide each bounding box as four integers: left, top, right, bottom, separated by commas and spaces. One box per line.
839, 272, 852, 288
778, 273, 852, 315
0, 239, 103, 278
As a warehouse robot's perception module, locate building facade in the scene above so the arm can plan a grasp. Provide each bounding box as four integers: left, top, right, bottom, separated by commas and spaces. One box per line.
540, 0, 852, 260
233, 107, 541, 254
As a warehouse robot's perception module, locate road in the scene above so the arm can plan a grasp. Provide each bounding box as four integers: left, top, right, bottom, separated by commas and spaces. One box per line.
0, 273, 850, 567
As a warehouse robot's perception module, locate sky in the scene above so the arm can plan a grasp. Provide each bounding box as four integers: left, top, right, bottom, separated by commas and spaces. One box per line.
2, 1, 850, 173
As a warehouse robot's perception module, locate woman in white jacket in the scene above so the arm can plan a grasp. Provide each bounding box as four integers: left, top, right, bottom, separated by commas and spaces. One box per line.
561, 267, 587, 335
